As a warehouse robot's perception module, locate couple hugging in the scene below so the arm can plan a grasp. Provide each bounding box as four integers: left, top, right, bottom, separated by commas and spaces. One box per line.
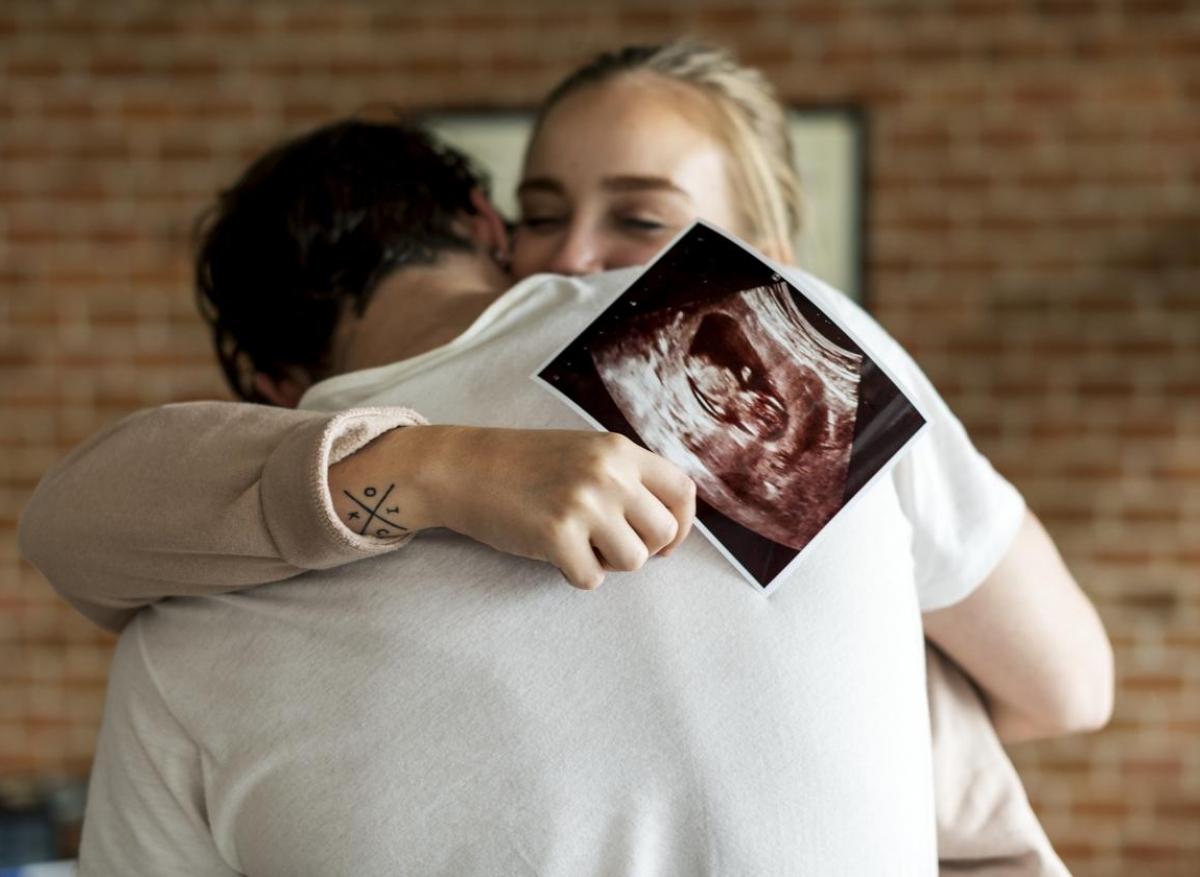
21, 42, 1110, 875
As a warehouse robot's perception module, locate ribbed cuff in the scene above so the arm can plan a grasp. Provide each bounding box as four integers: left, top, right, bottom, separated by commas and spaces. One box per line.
260, 406, 428, 570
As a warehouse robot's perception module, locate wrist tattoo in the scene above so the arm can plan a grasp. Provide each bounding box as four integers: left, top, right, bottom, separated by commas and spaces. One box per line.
341, 484, 409, 538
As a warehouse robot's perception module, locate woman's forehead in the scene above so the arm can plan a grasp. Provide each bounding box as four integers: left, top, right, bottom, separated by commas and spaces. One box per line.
525, 75, 727, 182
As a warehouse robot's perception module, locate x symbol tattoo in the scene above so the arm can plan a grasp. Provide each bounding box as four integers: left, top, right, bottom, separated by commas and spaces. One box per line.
342, 484, 408, 536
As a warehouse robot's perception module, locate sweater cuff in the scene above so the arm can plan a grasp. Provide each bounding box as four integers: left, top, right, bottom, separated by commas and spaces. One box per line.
260, 406, 429, 570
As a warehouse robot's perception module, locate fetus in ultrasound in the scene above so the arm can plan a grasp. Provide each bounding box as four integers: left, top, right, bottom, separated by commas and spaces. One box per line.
592, 281, 863, 550
684, 313, 791, 443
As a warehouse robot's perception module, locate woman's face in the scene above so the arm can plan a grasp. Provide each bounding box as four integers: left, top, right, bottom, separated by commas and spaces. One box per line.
511, 75, 744, 280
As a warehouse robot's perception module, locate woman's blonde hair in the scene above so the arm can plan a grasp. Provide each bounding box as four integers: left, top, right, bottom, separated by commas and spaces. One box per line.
534, 41, 803, 259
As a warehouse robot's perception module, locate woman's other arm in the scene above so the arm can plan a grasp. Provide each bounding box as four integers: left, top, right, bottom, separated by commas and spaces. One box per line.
802, 275, 1114, 744
923, 510, 1114, 742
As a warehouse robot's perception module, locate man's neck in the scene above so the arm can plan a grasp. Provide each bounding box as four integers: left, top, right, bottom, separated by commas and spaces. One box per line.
333, 257, 510, 375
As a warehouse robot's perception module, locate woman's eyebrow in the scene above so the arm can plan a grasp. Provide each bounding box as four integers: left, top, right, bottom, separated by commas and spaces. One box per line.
602, 175, 690, 196
516, 175, 692, 198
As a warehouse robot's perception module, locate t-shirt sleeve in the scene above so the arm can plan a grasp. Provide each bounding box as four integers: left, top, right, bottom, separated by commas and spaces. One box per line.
18, 401, 427, 632
788, 269, 1026, 612
869, 328, 1026, 611
78, 623, 241, 876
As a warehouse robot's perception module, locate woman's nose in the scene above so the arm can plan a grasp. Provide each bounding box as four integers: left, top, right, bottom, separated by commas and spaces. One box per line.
546, 226, 604, 276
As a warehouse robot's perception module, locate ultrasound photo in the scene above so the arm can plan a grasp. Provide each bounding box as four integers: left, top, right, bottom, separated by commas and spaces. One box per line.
534, 223, 927, 592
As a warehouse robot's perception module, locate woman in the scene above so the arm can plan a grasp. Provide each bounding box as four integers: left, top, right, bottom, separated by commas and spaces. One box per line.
513, 43, 800, 277
23, 42, 1105, 872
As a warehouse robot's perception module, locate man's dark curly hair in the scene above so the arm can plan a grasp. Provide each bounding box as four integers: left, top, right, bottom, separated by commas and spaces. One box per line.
194, 116, 488, 403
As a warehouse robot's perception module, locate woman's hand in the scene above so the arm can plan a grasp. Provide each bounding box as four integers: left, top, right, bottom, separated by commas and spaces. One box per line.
329, 425, 696, 590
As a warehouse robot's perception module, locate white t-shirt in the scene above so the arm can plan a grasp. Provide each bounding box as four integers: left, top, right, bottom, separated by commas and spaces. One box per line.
80, 268, 1024, 876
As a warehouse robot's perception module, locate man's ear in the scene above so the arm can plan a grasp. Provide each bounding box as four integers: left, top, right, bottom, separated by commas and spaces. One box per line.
468, 188, 512, 269
252, 371, 310, 408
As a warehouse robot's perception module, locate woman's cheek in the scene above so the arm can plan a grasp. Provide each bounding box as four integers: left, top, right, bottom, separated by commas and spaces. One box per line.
510, 229, 681, 278
602, 239, 668, 272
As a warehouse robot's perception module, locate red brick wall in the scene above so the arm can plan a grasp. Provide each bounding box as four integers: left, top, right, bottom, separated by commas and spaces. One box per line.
2, 1, 1197, 872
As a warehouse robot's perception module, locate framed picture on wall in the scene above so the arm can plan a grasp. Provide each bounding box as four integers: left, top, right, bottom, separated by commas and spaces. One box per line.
424, 107, 867, 302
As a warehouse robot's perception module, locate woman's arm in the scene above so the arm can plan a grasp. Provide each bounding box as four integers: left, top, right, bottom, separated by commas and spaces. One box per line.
20, 402, 695, 633
17, 402, 426, 631
800, 275, 1113, 744
923, 510, 1114, 742
330, 425, 696, 591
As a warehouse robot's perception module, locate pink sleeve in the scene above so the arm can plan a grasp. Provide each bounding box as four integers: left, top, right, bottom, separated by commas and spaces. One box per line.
18, 401, 426, 632
927, 645, 1069, 875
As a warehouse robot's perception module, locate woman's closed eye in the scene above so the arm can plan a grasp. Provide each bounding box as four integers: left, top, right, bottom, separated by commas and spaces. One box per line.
620, 216, 666, 231
610, 196, 689, 234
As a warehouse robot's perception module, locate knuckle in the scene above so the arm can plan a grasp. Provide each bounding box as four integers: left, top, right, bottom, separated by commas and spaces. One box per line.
598, 431, 628, 451
654, 517, 680, 547
558, 463, 602, 502
561, 484, 605, 522
623, 543, 650, 571
639, 521, 673, 554
573, 442, 610, 476
635, 546, 651, 569
562, 481, 591, 507
579, 457, 627, 497
543, 516, 577, 550
576, 571, 604, 591
591, 434, 633, 466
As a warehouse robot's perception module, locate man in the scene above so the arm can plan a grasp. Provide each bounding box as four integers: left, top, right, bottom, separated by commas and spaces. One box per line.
21, 118, 1101, 874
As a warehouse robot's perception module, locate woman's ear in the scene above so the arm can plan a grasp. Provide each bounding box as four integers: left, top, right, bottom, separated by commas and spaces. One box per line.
252, 371, 310, 408
468, 188, 512, 269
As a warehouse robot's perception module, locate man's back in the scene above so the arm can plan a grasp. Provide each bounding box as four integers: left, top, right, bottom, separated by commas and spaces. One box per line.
80, 268, 1023, 875
87, 494, 933, 875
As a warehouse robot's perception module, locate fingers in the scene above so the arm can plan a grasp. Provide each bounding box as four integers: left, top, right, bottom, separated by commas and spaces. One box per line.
560, 470, 693, 591
636, 453, 696, 556
550, 526, 607, 591
659, 476, 695, 556
547, 507, 662, 590
543, 434, 697, 591
590, 519, 650, 574
623, 487, 680, 556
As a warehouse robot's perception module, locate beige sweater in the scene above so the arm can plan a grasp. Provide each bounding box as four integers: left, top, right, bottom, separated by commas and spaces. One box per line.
19, 402, 425, 631
19, 401, 1067, 875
